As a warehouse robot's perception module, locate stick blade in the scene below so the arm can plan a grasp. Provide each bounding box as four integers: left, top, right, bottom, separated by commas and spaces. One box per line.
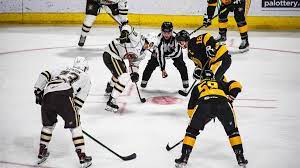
121, 153, 137, 161
178, 90, 188, 96
141, 98, 146, 103
166, 143, 172, 151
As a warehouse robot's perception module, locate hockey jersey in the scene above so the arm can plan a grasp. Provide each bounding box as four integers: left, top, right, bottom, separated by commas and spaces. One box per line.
34, 67, 91, 110
104, 31, 147, 72
154, 33, 182, 71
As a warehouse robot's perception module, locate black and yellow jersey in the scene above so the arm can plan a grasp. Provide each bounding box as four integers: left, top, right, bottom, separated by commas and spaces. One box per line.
188, 33, 230, 71
187, 79, 242, 118
188, 33, 215, 69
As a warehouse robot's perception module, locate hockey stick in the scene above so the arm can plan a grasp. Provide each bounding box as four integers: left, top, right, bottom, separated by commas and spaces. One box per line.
178, 59, 210, 96
178, 80, 197, 96
124, 45, 147, 103
166, 139, 183, 151
189, 3, 234, 36
129, 64, 146, 103
82, 130, 137, 161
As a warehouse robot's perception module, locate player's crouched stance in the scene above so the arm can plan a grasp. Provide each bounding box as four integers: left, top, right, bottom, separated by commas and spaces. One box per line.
102, 25, 151, 112
34, 57, 92, 168
175, 70, 248, 168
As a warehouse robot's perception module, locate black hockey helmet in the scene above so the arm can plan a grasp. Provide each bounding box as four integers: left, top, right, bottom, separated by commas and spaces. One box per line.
175, 30, 190, 42
161, 21, 173, 32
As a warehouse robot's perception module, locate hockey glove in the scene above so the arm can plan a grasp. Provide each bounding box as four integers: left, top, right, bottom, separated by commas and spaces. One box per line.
162, 70, 168, 78
227, 95, 236, 104
203, 14, 212, 27
130, 72, 139, 83
193, 67, 202, 80
34, 88, 44, 105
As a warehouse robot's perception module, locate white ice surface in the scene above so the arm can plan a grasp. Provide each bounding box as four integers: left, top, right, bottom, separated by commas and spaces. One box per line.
0, 26, 300, 168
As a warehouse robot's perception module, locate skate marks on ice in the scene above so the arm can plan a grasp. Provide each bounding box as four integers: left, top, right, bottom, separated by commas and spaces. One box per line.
57, 45, 106, 59
227, 38, 300, 55
0, 160, 56, 168
0, 44, 106, 56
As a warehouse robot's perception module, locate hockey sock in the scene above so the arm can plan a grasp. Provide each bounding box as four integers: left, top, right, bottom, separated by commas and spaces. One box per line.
40, 125, 55, 147
71, 126, 86, 153
81, 15, 96, 37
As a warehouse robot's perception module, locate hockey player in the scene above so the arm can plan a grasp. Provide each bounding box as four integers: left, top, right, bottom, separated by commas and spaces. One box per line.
141, 22, 189, 91
203, 0, 251, 51
78, 0, 129, 47
175, 70, 248, 168
34, 57, 92, 168
175, 30, 231, 81
103, 25, 151, 112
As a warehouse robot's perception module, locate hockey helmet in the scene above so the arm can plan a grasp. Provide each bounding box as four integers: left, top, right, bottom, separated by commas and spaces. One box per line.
73, 56, 89, 72
120, 24, 134, 43
175, 30, 190, 42
161, 22, 173, 32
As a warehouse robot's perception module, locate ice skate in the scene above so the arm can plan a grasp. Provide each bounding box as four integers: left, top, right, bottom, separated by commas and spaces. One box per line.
37, 144, 49, 165
76, 149, 92, 168
238, 39, 249, 52
105, 96, 119, 112
215, 34, 227, 45
140, 80, 148, 88
78, 35, 87, 47
105, 82, 113, 96
175, 155, 188, 168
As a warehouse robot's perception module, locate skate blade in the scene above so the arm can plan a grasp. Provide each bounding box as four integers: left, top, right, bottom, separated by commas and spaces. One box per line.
81, 162, 92, 168
175, 163, 186, 168
37, 157, 48, 165
105, 106, 118, 113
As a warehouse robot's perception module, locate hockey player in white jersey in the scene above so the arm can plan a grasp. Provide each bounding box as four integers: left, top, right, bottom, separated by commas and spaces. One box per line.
78, 0, 129, 47
102, 25, 151, 112
34, 57, 92, 168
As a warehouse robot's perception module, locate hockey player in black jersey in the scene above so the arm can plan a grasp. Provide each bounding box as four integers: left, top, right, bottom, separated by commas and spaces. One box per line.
78, 0, 129, 47
204, 0, 251, 51
175, 70, 248, 168
176, 30, 231, 81
34, 57, 92, 168
141, 22, 189, 90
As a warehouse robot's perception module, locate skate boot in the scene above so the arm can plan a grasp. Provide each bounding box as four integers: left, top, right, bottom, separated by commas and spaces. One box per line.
105, 83, 113, 96
140, 80, 148, 88
175, 154, 189, 168
215, 34, 227, 45
76, 149, 92, 168
78, 35, 87, 47
239, 39, 249, 52
235, 149, 248, 168
37, 144, 50, 165
105, 96, 119, 112
175, 149, 191, 168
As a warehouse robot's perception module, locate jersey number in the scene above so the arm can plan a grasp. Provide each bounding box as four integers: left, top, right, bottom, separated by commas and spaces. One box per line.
199, 81, 218, 92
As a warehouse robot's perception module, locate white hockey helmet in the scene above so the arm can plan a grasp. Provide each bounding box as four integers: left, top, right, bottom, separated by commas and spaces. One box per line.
73, 56, 89, 72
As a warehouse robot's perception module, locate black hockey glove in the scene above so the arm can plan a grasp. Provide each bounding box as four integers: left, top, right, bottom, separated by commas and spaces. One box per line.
130, 72, 139, 83
34, 88, 44, 105
203, 14, 211, 27
193, 67, 202, 80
